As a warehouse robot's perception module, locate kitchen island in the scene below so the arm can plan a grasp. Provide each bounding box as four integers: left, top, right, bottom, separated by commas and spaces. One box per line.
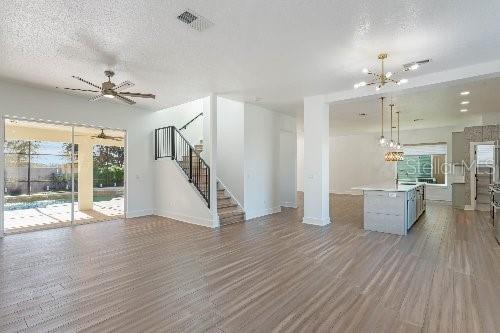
354, 183, 426, 235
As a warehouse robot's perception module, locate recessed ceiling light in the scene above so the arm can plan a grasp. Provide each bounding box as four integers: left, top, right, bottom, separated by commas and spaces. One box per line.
461, 101, 470, 105
460, 91, 470, 95
460, 109, 468, 112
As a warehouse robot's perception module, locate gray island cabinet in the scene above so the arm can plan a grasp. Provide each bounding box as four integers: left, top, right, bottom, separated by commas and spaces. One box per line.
354, 183, 426, 235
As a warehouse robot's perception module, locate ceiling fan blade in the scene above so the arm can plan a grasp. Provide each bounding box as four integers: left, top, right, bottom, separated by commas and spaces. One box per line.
114, 81, 134, 92
72, 76, 101, 89
59, 87, 100, 93
116, 94, 136, 105
89, 94, 104, 102
119, 92, 155, 99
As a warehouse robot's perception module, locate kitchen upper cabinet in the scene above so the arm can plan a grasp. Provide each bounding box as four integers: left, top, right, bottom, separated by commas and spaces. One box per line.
452, 131, 465, 164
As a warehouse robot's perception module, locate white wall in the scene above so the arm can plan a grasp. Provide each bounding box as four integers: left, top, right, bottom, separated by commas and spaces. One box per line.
0, 80, 156, 221
279, 113, 297, 208
244, 104, 281, 219
280, 130, 297, 207
217, 98, 244, 205
297, 124, 468, 202
153, 159, 211, 227
153, 98, 205, 146
297, 130, 304, 192
330, 133, 393, 195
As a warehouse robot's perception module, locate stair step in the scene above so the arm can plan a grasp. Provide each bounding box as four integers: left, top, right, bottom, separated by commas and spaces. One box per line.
219, 213, 245, 226
218, 207, 244, 218
218, 200, 237, 209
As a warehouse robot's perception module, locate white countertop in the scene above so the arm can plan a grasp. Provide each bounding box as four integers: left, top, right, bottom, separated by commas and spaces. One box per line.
353, 182, 425, 192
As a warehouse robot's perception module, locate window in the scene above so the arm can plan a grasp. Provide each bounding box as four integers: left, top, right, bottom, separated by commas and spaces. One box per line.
397, 143, 447, 185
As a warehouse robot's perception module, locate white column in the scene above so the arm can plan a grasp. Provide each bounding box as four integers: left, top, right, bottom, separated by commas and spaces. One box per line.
207, 94, 219, 227
302, 95, 331, 226
78, 140, 94, 211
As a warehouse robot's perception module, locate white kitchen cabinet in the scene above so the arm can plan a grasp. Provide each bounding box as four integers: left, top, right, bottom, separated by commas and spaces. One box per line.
355, 183, 426, 235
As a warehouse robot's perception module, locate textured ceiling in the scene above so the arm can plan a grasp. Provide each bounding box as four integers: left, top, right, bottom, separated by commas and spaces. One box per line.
1, 0, 500, 114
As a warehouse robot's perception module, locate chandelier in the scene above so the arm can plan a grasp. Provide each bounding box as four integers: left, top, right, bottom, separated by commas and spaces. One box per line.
384, 151, 404, 161
354, 53, 428, 91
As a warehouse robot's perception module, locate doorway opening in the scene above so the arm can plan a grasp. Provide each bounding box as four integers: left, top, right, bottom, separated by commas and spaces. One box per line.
3, 119, 126, 234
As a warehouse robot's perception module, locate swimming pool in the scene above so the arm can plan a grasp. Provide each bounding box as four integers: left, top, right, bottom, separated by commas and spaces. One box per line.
4, 195, 123, 211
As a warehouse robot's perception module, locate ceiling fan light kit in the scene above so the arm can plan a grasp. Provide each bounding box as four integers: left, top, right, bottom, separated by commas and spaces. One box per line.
59, 70, 156, 105
354, 53, 429, 91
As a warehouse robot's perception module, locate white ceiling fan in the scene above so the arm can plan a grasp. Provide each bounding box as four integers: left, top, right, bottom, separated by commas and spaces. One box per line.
58, 70, 155, 105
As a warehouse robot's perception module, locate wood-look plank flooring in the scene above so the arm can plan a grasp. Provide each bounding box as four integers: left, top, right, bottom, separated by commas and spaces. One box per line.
1, 194, 500, 332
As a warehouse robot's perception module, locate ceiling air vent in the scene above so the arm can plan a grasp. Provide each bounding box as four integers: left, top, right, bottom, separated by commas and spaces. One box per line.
177, 10, 213, 31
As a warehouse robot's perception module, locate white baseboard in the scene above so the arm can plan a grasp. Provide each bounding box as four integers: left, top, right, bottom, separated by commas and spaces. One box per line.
302, 216, 331, 226
154, 209, 217, 228
246, 206, 282, 220
281, 202, 298, 208
126, 209, 154, 218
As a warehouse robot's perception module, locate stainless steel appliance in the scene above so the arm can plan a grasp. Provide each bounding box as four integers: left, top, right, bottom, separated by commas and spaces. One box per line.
495, 204, 500, 244
489, 184, 500, 220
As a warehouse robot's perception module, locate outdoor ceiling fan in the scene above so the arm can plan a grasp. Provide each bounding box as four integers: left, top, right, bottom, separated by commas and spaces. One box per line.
91, 129, 123, 141
58, 70, 155, 105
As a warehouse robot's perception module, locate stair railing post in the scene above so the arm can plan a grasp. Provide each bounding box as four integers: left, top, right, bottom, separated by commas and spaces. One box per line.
189, 146, 193, 183
154, 129, 158, 160
207, 166, 210, 209
170, 127, 175, 161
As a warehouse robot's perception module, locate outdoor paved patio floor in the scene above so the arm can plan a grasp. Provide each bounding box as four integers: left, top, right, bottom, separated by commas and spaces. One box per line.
4, 197, 124, 233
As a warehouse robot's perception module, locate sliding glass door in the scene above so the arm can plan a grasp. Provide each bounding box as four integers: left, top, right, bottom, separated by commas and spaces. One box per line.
3, 119, 125, 234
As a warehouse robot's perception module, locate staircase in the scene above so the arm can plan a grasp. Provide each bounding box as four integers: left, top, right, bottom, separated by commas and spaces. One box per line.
190, 143, 245, 226
155, 125, 245, 227
217, 182, 245, 226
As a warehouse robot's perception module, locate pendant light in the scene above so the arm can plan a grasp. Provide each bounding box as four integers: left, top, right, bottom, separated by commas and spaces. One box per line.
388, 103, 395, 148
396, 111, 402, 149
379, 97, 387, 146
385, 107, 404, 162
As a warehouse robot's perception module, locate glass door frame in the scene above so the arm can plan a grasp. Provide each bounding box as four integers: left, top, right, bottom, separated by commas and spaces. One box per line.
0, 116, 128, 236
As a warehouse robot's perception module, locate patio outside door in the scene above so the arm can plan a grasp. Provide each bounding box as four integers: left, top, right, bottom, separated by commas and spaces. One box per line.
3, 119, 125, 234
